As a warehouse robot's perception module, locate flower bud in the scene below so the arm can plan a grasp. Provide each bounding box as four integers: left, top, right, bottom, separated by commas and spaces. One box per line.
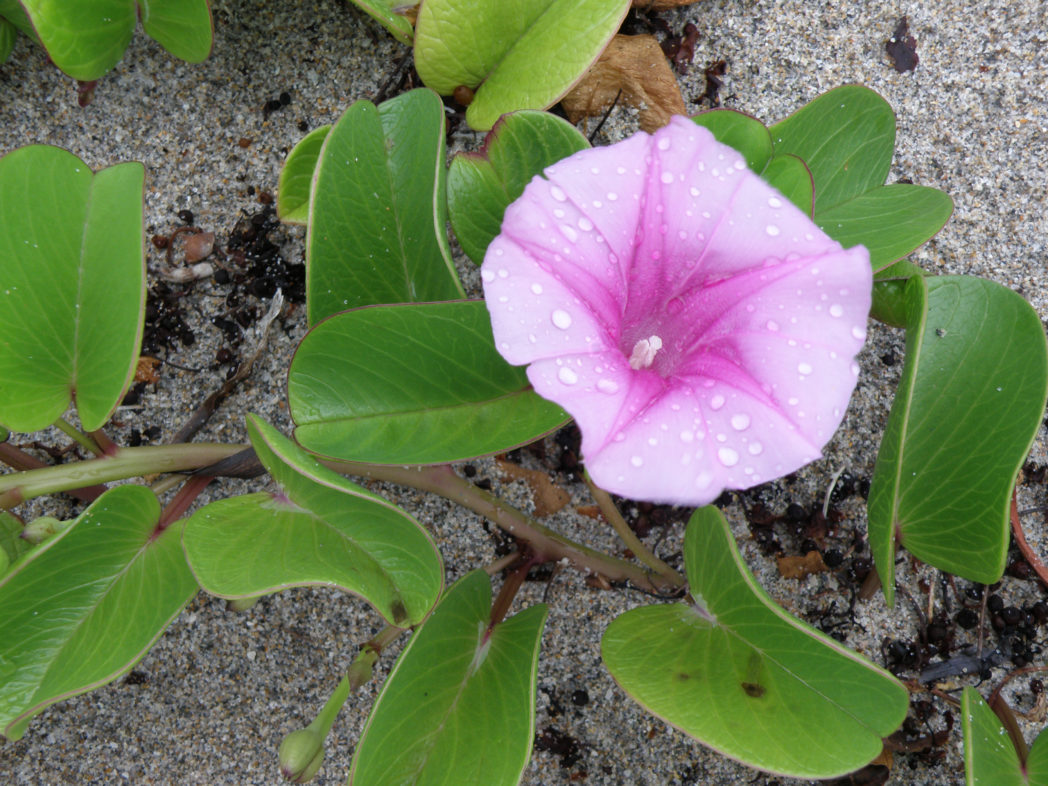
277, 727, 324, 783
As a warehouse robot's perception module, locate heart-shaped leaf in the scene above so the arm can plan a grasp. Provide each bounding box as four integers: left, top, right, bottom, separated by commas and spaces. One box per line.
0, 484, 197, 740
770, 85, 952, 269
277, 124, 330, 225
289, 301, 568, 464
868, 275, 1048, 602
414, 0, 630, 131
18, 0, 211, 80
602, 506, 907, 778
0, 146, 144, 433
349, 570, 547, 785
448, 110, 589, 264
962, 687, 1048, 785
308, 89, 463, 325
139, 0, 213, 63
182, 417, 442, 627
345, 0, 414, 45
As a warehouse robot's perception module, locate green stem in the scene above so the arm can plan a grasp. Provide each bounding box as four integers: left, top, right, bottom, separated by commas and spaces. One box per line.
583, 471, 686, 586
325, 461, 685, 596
0, 443, 245, 509
53, 418, 102, 456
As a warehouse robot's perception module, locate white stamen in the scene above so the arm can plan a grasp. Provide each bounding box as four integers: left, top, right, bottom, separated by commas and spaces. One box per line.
628, 335, 663, 370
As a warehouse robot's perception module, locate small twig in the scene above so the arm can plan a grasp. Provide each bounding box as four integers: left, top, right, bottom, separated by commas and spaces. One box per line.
1010, 492, 1048, 590
588, 89, 621, 144
822, 465, 846, 517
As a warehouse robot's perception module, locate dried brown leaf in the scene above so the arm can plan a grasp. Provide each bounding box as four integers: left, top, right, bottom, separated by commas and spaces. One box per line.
135, 356, 161, 384
776, 550, 827, 580
183, 231, 215, 263
562, 34, 686, 133
495, 458, 571, 517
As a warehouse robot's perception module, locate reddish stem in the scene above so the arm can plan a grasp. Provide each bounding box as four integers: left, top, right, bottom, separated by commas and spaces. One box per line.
1009, 492, 1048, 590
156, 475, 213, 534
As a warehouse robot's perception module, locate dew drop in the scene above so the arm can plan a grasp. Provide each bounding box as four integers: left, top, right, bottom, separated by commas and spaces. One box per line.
798, 362, 813, 375
689, 187, 700, 197
710, 394, 725, 410
829, 304, 844, 318
766, 224, 780, 236
660, 172, 675, 184
851, 325, 867, 340
607, 192, 618, 201
497, 268, 509, 278
558, 367, 578, 385
748, 441, 763, 455
550, 185, 567, 202
578, 217, 594, 232
766, 320, 779, 331
695, 471, 713, 488
680, 430, 694, 443
730, 413, 751, 431
551, 309, 572, 329
596, 378, 619, 394
560, 225, 578, 243
657, 137, 671, 150
531, 283, 543, 295
768, 196, 783, 208
481, 269, 495, 282
631, 455, 644, 467
717, 447, 739, 467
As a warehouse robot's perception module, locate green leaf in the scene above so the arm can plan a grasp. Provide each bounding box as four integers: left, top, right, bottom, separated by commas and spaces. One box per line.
349, 570, 547, 785
308, 89, 464, 325
414, 0, 631, 131
770, 85, 895, 215
760, 154, 814, 216
346, 0, 414, 45
817, 184, 953, 272
277, 125, 330, 225
0, 485, 197, 740
602, 507, 907, 778
448, 110, 589, 264
20, 0, 136, 80
868, 276, 1048, 601
691, 109, 773, 173
962, 687, 1048, 785
0, 146, 145, 433
139, 0, 213, 63
0, 17, 16, 63
871, 260, 926, 327
182, 417, 442, 627
289, 301, 568, 464
0, 1, 35, 40
0, 511, 31, 576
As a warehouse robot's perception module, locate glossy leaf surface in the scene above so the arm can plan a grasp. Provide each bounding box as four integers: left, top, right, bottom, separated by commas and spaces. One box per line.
0, 485, 197, 740
962, 687, 1048, 785
602, 507, 907, 778
308, 89, 463, 324
868, 275, 1048, 601
277, 124, 330, 225
139, 0, 213, 63
289, 301, 567, 464
183, 417, 442, 627
349, 570, 547, 785
0, 17, 15, 62
0, 146, 144, 432
414, 0, 630, 130
346, 0, 414, 45
448, 110, 588, 264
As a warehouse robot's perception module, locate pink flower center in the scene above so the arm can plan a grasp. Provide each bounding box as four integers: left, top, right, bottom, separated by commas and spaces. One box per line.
628, 335, 663, 370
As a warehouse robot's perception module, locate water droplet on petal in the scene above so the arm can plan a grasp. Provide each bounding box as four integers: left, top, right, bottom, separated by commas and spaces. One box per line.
481, 269, 495, 282
766, 224, 780, 236
596, 378, 619, 394
657, 137, 671, 151
550, 185, 567, 201
695, 471, 713, 488
578, 217, 594, 232
768, 196, 783, 208
531, 283, 543, 295
631, 455, 644, 467
680, 430, 694, 443
497, 268, 509, 278
551, 309, 572, 329
607, 192, 618, 201
717, 448, 739, 467
730, 414, 750, 431
766, 320, 779, 331
558, 367, 578, 385
748, 441, 763, 455
710, 394, 725, 410
660, 172, 675, 184
560, 225, 578, 243
798, 362, 813, 375
829, 304, 844, 317
852, 325, 867, 340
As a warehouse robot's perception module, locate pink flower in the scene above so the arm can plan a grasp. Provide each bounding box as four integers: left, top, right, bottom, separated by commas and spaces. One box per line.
481, 117, 872, 505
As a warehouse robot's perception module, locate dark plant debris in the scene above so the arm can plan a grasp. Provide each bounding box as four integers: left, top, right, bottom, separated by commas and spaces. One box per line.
886, 17, 919, 73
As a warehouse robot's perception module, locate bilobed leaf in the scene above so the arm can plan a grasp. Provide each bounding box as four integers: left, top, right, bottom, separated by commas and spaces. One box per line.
414, 0, 631, 130
308, 89, 463, 325
691, 109, 773, 173
289, 301, 568, 464
602, 507, 907, 778
0, 146, 144, 432
345, 0, 414, 45
448, 110, 588, 264
139, 0, 213, 63
962, 687, 1048, 785
868, 275, 1048, 602
349, 570, 547, 785
277, 125, 330, 225
182, 417, 442, 627
770, 85, 895, 214
0, 485, 197, 740
20, 0, 136, 80
817, 184, 953, 272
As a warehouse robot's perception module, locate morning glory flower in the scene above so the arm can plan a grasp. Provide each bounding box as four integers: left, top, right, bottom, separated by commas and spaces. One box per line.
481, 117, 872, 505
